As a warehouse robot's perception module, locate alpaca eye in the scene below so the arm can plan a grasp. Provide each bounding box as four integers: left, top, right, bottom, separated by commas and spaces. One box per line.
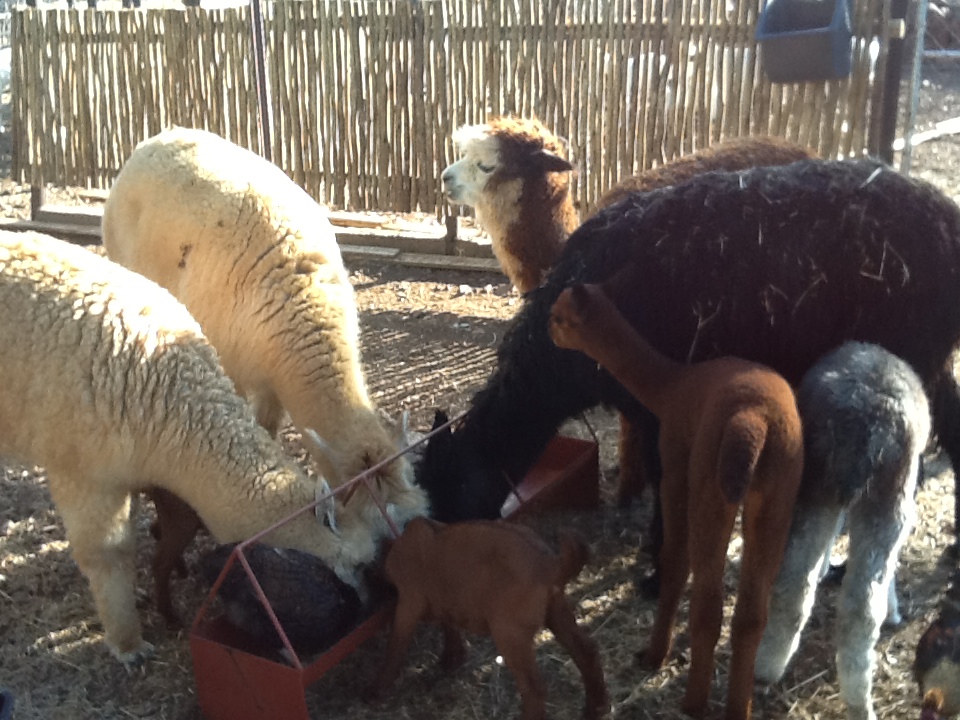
477, 162, 496, 173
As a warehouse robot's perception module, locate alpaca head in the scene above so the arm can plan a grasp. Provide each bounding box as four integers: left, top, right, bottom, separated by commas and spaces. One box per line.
442, 116, 574, 218
442, 117, 578, 293
415, 409, 510, 522
549, 283, 602, 352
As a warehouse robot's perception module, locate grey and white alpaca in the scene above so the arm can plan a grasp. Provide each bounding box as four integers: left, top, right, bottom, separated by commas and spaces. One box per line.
754, 341, 931, 720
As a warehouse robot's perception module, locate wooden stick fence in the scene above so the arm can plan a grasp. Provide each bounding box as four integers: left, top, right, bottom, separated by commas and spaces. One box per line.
12, 0, 891, 215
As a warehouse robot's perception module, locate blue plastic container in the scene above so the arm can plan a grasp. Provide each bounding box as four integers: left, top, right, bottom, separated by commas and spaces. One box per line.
756, 0, 854, 83
0, 688, 13, 720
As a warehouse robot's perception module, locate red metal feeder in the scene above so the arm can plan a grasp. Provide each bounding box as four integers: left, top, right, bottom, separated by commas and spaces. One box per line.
190, 425, 599, 720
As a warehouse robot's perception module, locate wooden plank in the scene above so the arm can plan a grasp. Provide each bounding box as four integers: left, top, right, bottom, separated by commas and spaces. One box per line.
35, 204, 103, 227
0, 217, 102, 245
386, 252, 503, 274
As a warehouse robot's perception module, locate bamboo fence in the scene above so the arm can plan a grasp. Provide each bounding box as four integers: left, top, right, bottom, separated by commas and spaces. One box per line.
11, 0, 891, 214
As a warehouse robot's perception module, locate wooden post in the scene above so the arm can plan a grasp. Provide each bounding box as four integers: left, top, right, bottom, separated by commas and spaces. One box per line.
30, 185, 44, 221
249, 0, 272, 163
444, 214, 458, 256
878, 0, 909, 163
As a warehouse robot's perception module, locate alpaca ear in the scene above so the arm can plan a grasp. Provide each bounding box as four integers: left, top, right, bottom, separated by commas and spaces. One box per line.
431, 409, 450, 433
314, 477, 340, 536
424, 409, 453, 460
303, 427, 346, 480
533, 148, 574, 174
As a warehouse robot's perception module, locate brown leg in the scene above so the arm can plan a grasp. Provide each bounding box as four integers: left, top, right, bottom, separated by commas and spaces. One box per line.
724, 489, 796, 720
147, 488, 202, 625
681, 496, 739, 719
439, 623, 468, 672
367, 596, 424, 702
640, 459, 690, 669
617, 414, 645, 507
491, 622, 546, 720
546, 593, 610, 719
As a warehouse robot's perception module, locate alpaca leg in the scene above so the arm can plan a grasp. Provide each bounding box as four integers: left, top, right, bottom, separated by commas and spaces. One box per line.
886, 575, 903, 627
754, 502, 843, 683
367, 596, 425, 701
618, 409, 660, 509
148, 488, 202, 625
546, 593, 610, 719
837, 482, 917, 720
933, 369, 960, 553
682, 500, 738, 719
52, 485, 152, 667
617, 414, 645, 507
491, 623, 546, 720
439, 623, 468, 671
726, 486, 798, 720
637, 476, 665, 600
640, 462, 690, 669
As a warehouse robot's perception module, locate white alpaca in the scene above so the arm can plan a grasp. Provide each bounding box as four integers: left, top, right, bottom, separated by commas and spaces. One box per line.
0, 231, 385, 667
102, 127, 428, 541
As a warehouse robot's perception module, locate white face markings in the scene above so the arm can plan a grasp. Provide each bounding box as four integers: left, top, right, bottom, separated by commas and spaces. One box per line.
441, 125, 501, 207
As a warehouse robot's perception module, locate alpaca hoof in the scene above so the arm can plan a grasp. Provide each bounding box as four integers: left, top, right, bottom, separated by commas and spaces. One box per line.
439, 648, 467, 672
636, 570, 661, 600
883, 609, 906, 629
582, 697, 612, 720
112, 641, 155, 672
636, 646, 665, 671
820, 561, 847, 587
362, 684, 388, 705
845, 704, 876, 720
160, 609, 182, 629
680, 695, 707, 718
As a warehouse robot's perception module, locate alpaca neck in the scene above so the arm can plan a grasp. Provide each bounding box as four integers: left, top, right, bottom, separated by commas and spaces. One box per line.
576, 306, 680, 418
478, 177, 580, 290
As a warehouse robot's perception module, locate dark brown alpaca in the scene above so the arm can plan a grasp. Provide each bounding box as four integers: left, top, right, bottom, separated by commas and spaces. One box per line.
593, 135, 815, 211
549, 283, 804, 720
367, 517, 610, 720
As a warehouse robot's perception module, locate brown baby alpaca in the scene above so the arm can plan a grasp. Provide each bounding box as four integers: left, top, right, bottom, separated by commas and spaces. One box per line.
549, 283, 803, 720
368, 517, 609, 720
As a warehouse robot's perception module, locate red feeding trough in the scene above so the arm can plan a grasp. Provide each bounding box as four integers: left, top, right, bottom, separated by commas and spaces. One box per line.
189, 425, 600, 720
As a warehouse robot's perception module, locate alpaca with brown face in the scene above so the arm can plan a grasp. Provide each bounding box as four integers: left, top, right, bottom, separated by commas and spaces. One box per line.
367, 517, 609, 720
549, 282, 803, 720
441, 116, 576, 294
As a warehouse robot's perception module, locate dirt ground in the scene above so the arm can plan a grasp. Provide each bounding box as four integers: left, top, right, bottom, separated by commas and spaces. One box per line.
3, 64, 960, 720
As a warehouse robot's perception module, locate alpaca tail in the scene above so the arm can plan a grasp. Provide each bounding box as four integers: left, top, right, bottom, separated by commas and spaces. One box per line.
717, 411, 768, 504
557, 531, 590, 587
